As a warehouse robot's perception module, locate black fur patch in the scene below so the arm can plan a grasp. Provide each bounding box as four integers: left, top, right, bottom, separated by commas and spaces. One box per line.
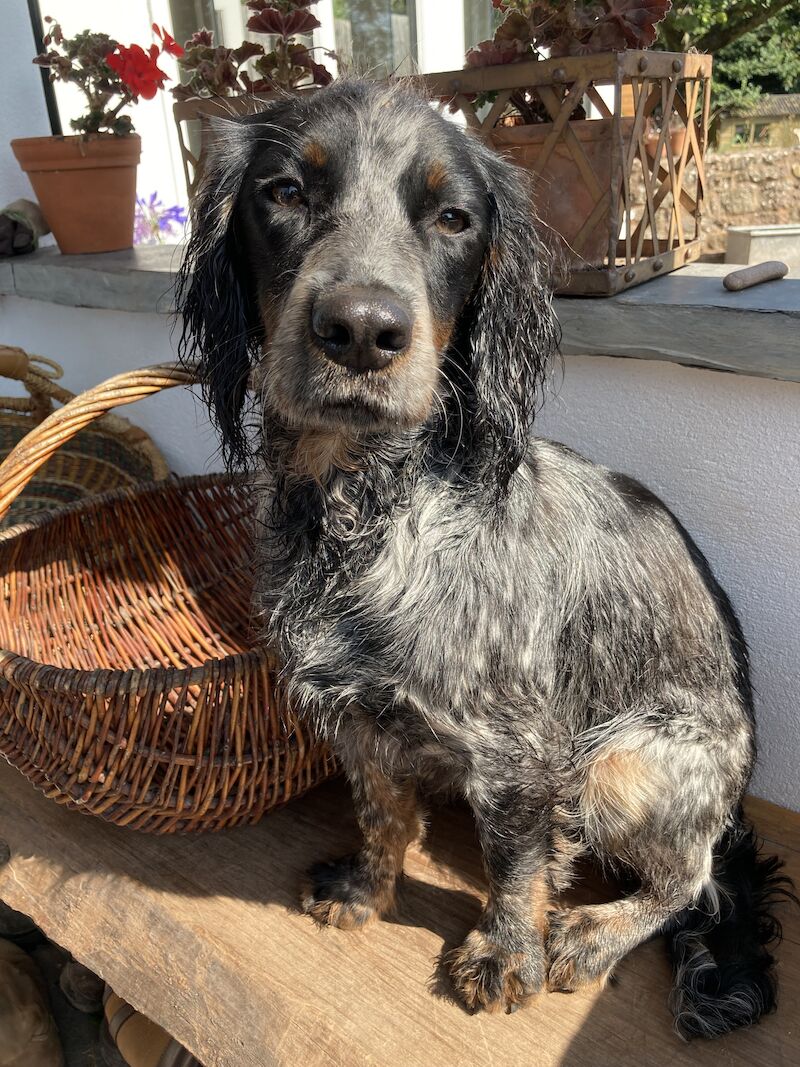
667, 821, 798, 1039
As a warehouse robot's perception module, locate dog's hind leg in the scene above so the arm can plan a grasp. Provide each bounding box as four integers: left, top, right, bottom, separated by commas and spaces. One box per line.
302, 758, 422, 930
547, 737, 729, 992
546, 879, 700, 992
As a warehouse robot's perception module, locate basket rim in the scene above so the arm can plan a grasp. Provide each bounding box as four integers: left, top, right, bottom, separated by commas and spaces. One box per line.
0, 471, 275, 695
0, 470, 242, 539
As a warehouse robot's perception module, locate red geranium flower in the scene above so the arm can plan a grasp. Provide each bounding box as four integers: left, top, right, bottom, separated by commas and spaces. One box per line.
152, 23, 184, 58
107, 43, 169, 100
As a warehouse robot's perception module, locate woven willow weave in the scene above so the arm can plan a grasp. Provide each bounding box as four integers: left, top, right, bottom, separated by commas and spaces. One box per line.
0, 364, 336, 832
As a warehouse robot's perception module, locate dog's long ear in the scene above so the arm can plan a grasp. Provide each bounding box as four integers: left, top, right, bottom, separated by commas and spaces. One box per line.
459, 144, 560, 498
174, 117, 258, 468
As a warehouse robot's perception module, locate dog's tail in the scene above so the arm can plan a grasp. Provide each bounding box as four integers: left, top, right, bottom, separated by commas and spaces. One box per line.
666, 818, 796, 1040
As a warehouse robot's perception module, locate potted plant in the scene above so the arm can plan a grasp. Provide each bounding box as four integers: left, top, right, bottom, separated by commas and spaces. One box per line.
469, 1, 676, 272
11, 19, 182, 255
414, 0, 711, 294
170, 1, 335, 194
173, 1, 333, 102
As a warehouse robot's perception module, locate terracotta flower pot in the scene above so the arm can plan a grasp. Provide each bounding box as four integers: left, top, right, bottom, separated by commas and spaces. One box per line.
10, 134, 141, 255
491, 118, 634, 268
644, 127, 688, 161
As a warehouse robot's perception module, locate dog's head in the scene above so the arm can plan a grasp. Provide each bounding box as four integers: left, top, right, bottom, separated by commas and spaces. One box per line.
177, 80, 559, 494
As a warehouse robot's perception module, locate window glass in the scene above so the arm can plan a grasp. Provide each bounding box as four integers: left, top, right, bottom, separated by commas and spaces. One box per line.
169, 0, 220, 51
333, 1, 416, 76
463, 0, 503, 51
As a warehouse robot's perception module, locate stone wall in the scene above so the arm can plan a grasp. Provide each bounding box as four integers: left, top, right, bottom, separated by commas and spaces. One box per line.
702, 146, 800, 253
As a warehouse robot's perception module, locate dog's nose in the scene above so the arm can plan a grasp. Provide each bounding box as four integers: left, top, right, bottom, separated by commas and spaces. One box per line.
311, 287, 412, 372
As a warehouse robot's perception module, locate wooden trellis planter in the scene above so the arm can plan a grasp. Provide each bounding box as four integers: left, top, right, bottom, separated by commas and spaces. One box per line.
173, 49, 711, 296
174, 93, 288, 197
412, 51, 712, 296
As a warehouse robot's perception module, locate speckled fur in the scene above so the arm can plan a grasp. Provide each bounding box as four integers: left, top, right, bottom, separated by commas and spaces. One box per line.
176, 80, 791, 1038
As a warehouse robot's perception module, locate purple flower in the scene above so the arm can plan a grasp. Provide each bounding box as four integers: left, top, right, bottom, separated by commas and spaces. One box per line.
134, 191, 188, 245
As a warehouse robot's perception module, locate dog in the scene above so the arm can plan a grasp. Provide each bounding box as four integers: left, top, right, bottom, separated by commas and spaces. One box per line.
176, 80, 791, 1038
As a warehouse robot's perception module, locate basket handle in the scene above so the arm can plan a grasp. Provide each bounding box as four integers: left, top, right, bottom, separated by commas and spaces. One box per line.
0, 344, 69, 421
0, 362, 198, 522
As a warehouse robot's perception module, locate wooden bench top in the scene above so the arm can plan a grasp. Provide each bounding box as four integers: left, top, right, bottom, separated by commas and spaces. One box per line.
0, 758, 797, 1067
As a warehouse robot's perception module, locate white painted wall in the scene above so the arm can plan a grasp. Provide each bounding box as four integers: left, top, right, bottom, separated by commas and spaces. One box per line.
0, 294, 798, 811
415, 0, 466, 73
0, 0, 53, 205
0, 297, 219, 475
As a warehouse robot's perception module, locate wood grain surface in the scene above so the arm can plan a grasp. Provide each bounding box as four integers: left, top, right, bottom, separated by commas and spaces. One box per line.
0, 760, 797, 1067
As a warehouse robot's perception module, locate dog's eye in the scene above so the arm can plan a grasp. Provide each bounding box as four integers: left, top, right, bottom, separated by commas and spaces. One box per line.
436, 209, 469, 235
270, 182, 305, 209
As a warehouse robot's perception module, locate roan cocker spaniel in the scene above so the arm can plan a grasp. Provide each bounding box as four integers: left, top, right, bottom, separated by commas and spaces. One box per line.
176, 80, 790, 1038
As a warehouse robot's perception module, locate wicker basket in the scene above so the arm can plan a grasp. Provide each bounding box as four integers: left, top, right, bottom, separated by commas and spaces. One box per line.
0, 364, 336, 833
0, 345, 168, 528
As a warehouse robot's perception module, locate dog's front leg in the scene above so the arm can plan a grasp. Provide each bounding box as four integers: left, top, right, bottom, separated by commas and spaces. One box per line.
448, 786, 552, 1013
302, 759, 422, 930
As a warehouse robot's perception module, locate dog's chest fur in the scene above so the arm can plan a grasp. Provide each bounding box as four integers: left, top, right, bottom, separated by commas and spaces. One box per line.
251, 437, 749, 790
252, 449, 565, 780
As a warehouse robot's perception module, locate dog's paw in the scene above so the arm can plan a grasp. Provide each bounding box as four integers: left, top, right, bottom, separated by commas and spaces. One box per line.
546, 908, 615, 992
301, 855, 392, 931
447, 929, 544, 1014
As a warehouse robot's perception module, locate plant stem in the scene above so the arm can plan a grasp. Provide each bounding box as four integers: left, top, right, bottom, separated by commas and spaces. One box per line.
105, 94, 133, 124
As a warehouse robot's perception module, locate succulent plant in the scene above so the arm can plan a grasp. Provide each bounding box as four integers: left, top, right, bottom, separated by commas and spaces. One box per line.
172, 1, 334, 100
467, 0, 673, 67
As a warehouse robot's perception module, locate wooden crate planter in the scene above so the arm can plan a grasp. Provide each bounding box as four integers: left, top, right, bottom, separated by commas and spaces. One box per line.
174, 50, 711, 296
413, 51, 712, 295
173, 95, 269, 198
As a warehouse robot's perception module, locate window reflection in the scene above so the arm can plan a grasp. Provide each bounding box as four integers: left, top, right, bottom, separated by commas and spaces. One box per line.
333, 1, 416, 76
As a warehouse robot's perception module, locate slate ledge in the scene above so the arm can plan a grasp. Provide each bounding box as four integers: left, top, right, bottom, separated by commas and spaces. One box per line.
1, 246, 799, 384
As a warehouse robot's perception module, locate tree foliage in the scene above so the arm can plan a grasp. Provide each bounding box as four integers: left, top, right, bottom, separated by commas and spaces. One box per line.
656, 1, 800, 112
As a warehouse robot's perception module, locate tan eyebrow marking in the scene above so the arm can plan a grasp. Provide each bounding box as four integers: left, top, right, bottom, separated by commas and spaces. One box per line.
426, 160, 449, 192
303, 141, 328, 167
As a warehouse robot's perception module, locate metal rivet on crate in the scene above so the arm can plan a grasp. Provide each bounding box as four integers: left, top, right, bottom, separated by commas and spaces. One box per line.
653, 259, 664, 271
0, 841, 10, 867
638, 57, 649, 72
672, 59, 683, 73
625, 269, 636, 282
